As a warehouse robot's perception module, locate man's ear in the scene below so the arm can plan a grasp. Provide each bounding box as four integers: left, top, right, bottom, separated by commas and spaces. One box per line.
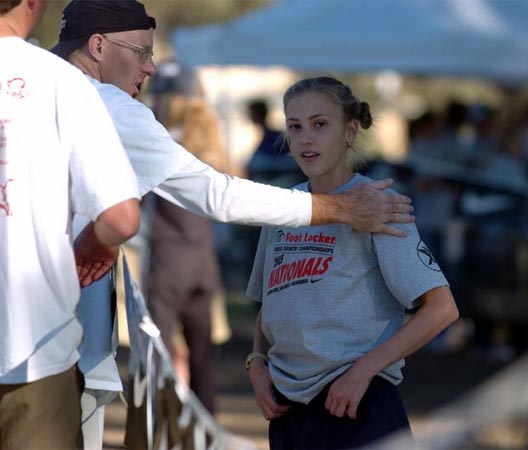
86, 34, 105, 62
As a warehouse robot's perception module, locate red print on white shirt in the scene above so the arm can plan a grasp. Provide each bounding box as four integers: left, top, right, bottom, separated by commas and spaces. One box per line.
0, 178, 13, 216
0, 77, 27, 99
0, 120, 12, 216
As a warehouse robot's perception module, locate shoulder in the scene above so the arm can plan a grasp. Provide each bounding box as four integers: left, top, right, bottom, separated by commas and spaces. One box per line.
17, 42, 91, 87
11, 44, 108, 108
292, 181, 310, 192
90, 79, 154, 119
89, 79, 131, 107
349, 173, 402, 196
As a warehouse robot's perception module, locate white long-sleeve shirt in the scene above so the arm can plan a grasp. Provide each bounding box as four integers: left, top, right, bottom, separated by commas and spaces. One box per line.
92, 78, 312, 226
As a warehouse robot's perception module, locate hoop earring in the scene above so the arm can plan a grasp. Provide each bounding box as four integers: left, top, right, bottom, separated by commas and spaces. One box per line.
346, 141, 354, 150
285, 136, 291, 147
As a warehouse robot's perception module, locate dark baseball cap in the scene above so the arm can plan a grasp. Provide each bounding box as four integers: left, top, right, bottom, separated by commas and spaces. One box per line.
51, 0, 156, 60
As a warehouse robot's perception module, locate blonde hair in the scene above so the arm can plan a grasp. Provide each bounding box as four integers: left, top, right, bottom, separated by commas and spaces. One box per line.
164, 96, 229, 173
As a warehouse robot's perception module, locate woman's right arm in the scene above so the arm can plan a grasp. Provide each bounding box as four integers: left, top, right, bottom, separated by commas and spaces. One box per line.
248, 310, 291, 420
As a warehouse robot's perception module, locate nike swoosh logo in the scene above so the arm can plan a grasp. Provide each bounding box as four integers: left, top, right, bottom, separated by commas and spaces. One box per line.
310, 278, 323, 283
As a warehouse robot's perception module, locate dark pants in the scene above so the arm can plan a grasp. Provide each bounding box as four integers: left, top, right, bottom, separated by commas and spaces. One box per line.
269, 376, 411, 449
148, 199, 219, 414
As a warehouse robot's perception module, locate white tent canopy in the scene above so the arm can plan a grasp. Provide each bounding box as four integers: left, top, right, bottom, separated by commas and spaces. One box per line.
171, 0, 528, 83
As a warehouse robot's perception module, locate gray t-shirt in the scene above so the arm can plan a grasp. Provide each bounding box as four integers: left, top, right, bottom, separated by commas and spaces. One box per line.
246, 174, 449, 404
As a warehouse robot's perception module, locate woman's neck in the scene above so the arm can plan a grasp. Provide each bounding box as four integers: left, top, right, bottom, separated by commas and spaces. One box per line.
309, 169, 356, 194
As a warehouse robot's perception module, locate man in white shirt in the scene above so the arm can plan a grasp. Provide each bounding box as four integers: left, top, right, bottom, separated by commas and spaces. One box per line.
50, 0, 415, 447
0, 0, 141, 448
52, 0, 414, 239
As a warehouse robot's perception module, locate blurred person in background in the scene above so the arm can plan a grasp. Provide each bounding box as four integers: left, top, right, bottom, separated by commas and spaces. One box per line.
463, 105, 527, 361
147, 59, 231, 413
519, 107, 528, 171
246, 76, 458, 449
493, 109, 528, 185
407, 110, 461, 321
463, 105, 501, 169
51, 0, 415, 446
436, 99, 470, 164
406, 111, 461, 258
246, 98, 303, 187
0, 0, 140, 448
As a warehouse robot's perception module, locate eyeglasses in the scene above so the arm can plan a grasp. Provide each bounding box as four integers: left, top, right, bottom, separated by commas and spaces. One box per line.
102, 34, 154, 64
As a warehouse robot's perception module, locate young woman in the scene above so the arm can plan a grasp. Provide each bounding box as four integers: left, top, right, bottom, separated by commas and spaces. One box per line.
245, 76, 459, 449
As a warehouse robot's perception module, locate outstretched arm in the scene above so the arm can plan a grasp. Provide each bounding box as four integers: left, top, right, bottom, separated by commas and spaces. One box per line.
248, 310, 292, 420
311, 179, 414, 236
325, 286, 458, 419
111, 101, 413, 235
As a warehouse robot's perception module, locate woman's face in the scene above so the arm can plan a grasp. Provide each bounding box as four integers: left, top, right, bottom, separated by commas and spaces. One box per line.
285, 91, 357, 193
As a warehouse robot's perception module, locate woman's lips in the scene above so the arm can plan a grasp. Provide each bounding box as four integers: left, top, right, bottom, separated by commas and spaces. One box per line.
300, 151, 320, 162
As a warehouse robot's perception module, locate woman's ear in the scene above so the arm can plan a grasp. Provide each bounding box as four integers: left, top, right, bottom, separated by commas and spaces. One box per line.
86, 34, 105, 62
346, 120, 359, 144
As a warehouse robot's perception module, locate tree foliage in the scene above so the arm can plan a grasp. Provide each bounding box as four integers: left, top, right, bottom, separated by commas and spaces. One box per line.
32, 0, 273, 49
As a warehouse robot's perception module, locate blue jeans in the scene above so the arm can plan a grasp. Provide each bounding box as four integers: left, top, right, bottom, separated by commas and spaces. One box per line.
269, 376, 411, 449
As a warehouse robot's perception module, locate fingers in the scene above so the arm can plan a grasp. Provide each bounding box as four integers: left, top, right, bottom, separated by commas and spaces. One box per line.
390, 210, 415, 222
261, 403, 291, 421
257, 396, 291, 420
377, 224, 407, 237
385, 191, 412, 206
388, 198, 414, 212
76, 258, 91, 281
328, 400, 347, 418
250, 367, 292, 420
346, 403, 358, 419
368, 178, 393, 190
91, 262, 114, 283
80, 269, 97, 287
325, 396, 358, 419
372, 180, 414, 211
77, 261, 108, 287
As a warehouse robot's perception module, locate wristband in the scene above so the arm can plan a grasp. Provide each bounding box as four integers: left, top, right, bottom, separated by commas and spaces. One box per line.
245, 352, 268, 371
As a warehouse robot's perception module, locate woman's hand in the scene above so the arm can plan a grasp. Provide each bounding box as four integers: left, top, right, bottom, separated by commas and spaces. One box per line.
325, 366, 372, 419
248, 359, 291, 420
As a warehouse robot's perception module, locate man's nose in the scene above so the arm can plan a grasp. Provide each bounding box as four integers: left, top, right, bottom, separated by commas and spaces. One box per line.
143, 59, 156, 76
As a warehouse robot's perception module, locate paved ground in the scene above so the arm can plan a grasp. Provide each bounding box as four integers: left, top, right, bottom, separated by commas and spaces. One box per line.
102, 295, 524, 449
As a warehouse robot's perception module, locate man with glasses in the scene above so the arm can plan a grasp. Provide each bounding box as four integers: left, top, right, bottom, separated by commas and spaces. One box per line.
51, 0, 414, 447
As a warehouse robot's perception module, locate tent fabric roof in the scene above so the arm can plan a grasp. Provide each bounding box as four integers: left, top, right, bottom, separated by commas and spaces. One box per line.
171, 0, 528, 82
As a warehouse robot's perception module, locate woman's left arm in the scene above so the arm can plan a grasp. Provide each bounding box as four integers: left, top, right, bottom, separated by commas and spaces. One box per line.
325, 286, 459, 419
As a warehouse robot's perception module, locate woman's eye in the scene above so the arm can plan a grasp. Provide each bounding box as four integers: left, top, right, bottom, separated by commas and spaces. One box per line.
315, 121, 327, 128
287, 124, 300, 131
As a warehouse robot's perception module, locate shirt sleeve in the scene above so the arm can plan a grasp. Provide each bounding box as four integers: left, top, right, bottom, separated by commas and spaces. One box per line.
59, 72, 139, 221
246, 227, 270, 303
372, 222, 449, 309
112, 99, 312, 227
